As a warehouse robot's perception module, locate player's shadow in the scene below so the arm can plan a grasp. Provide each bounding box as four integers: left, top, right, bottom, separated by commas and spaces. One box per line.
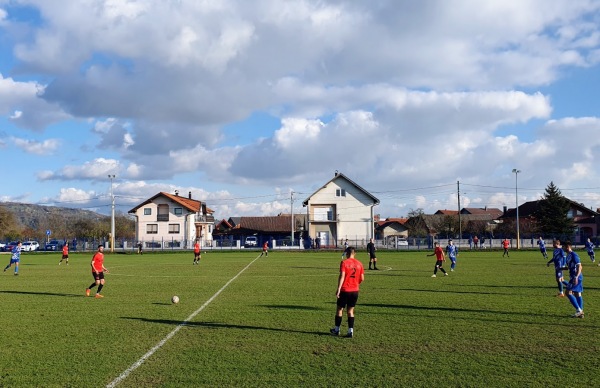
362, 302, 553, 318
258, 304, 325, 311
121, 317, 331, 336
0, 290, 82, 298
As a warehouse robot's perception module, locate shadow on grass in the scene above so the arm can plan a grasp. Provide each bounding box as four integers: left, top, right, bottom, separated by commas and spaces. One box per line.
258, 304, 325, 311
121, 317, 331, 336
362, 302, 554, 318
0, 290, 82, 298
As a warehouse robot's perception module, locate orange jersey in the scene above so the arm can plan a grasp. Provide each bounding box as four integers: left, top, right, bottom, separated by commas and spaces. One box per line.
263, 242, 268, 250
434, 246, 444, 261
339, 258, 364, 292
62, 245, 68, 255
502, 240, 510, 249
91, 252, 104, 272
194, 243, 200, 254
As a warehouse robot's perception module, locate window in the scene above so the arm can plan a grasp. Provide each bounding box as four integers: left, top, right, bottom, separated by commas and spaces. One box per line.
144, 208, 151, 215
168, 224, 180, 234
147, 224, 158, 234
314, 206, 335, 221
336, 188, 346, 197
174, 207, 183, 215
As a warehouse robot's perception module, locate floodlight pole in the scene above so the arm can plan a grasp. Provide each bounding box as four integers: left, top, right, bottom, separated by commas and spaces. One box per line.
512, 169, 521, 249
109, 174, 116, 253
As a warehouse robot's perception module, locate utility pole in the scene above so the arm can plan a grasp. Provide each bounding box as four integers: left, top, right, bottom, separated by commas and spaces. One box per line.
108, 174, 116, 253
512, 169, 521, 249
290, 191, 295, 247
457, 180, 461, 249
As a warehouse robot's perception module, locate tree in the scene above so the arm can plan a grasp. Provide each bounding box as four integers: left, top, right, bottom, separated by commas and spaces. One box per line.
404, 214, 429, 237
535, 182, 575, 238
0, 206, 20, 240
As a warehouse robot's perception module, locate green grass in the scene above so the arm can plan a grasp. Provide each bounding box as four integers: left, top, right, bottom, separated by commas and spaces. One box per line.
0, 248, 598, 387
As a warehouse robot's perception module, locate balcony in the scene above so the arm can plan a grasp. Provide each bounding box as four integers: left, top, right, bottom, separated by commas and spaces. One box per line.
195, 215, 215, 223
157, 214, 169, 222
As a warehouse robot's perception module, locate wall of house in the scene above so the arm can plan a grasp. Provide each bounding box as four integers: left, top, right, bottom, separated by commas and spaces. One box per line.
306, 177, 375, 245
135, 197, 196, 248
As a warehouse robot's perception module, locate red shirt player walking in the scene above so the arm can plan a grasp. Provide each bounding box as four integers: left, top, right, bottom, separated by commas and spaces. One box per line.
260, 241, 269, 257
59, 243, 69, 265
193, 240, 201, 265
86, 245, 108, 298
502, 239, 510, 257
330, 246, 364, 338
428, 242, 448, 277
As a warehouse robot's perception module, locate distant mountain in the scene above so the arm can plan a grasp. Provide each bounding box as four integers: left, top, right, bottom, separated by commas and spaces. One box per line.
1, 202, 109, 231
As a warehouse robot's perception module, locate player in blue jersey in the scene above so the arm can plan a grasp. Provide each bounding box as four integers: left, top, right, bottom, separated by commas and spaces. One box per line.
4, 241, 22, 275
546, 239, 566, 297
446, 239, 458, 271
584, 238, 595, 263
562, 241, 584, 318
537, 236, 548, 259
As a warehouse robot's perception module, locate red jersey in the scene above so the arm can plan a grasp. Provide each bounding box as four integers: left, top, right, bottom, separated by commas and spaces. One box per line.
194, 243, 200, 254
434, 246, 444, 261
502, 240, 510, 249
263, 242, 268, 251
62, 245, 68, 255
339, 258, 364, 292
92, 251, 104, 272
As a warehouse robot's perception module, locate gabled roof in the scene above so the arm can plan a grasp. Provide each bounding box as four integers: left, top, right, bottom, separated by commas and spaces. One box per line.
232, 215, 307, 233
302, 172, 379, 206
375, 219, 408, 231
461, 208, 503, 218
435, 210, 459, 215
501, 199, 599, 219
128, 192, 213, 214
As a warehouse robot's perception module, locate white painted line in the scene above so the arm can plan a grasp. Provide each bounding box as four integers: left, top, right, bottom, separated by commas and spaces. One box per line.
106, 254, 262, 387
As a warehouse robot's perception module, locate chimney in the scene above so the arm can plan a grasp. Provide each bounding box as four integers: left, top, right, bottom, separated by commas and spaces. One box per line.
335, 170, 339, 176
189, 191, 192, 199
503, 206, 507, 215
175, 190, 179, 196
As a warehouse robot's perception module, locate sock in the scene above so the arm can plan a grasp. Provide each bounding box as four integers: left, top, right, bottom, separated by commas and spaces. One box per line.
348, 316, 355, 329
89, 283, 97, 290
97, 284, 104, 294
334, 315, 342, 328
576, 295, 583, 310
434, 267, 438, 274
369, 263, 372, 269
14, 267, 18, 274
567, 294, 580, 310
558, 282, 564, 293
441, 268, 447, 274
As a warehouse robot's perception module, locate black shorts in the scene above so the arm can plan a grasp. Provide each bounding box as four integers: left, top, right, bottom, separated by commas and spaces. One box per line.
435, 260, 444, 267
194, 252, 201, 259
62, 254, 68, 259
92, 271, 105, 281
337, 291, 359, 308
369, 252, 376, 259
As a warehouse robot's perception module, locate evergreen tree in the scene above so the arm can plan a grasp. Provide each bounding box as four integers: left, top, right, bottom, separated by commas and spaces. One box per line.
535, 182, 575, 238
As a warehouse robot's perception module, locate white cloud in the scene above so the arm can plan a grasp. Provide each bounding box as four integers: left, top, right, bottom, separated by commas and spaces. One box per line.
12, 137, 60, 155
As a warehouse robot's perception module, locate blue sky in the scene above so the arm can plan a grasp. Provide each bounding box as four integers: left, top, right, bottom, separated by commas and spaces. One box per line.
2, 0, 600, 220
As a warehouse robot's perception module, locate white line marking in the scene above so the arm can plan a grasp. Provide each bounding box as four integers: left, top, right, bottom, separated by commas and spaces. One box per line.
106, 254, 262, 387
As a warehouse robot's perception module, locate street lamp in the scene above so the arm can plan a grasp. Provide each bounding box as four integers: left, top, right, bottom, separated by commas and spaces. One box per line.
512, 169, 521, 249
108, 174, 116, 253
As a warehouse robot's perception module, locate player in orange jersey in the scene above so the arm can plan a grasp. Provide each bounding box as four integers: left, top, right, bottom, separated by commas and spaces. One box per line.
59, 243, 69, 265
193, 240, 201, 265
260, 241, 269, 257
330, 247, 364, 338
427, 242, 448, 278
86, 245, 108, 298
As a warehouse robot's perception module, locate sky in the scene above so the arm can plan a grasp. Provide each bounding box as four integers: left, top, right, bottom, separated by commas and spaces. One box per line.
1, 0, 600, 221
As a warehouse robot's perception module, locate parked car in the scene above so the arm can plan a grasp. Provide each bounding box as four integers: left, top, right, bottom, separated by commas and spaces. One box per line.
21, 241, 40, 251
0, 242, 5, 251
397, 238, 408, 246
5, 241, 20, 252
45, 240, 64, 251
244, 236, 258, 247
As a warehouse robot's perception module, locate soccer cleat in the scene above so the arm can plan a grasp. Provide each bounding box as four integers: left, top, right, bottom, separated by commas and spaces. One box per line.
330, 328, 339, 336
444, 272, 449, 276
571, 311, 584, 318
95, 294, 104, 298
451, 269, 454, 272
345, 332, 353, 338
374, 267, 379, 270
557, 293, 565, 298
14, 273, 19, 276
86, 289, 90, 297
431, 274, 436, 277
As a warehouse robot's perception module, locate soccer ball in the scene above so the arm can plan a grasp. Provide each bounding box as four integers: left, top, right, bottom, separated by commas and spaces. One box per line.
171, 295, 179, 304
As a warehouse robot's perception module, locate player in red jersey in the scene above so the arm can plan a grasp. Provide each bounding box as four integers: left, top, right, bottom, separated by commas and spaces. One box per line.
502, 238, 510, 257
86, 245, 108, 298
427, 242, 448, 277
193, 240, 201, 265
330, 247, 364, 338
59, 243, 69, 265
260, 241, 269, 257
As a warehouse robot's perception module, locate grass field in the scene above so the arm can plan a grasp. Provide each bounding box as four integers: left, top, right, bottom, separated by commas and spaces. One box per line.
0, 248, 599, 387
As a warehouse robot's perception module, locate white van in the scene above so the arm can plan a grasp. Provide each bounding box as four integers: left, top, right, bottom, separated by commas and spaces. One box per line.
244, 236, 258, 247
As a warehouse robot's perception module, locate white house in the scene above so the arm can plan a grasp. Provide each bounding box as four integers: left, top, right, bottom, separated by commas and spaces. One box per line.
128, 191, 215, 248
302, 172, 379, 247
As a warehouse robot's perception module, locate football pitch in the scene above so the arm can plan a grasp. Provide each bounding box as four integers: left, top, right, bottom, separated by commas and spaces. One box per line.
0, 248, 599, 387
